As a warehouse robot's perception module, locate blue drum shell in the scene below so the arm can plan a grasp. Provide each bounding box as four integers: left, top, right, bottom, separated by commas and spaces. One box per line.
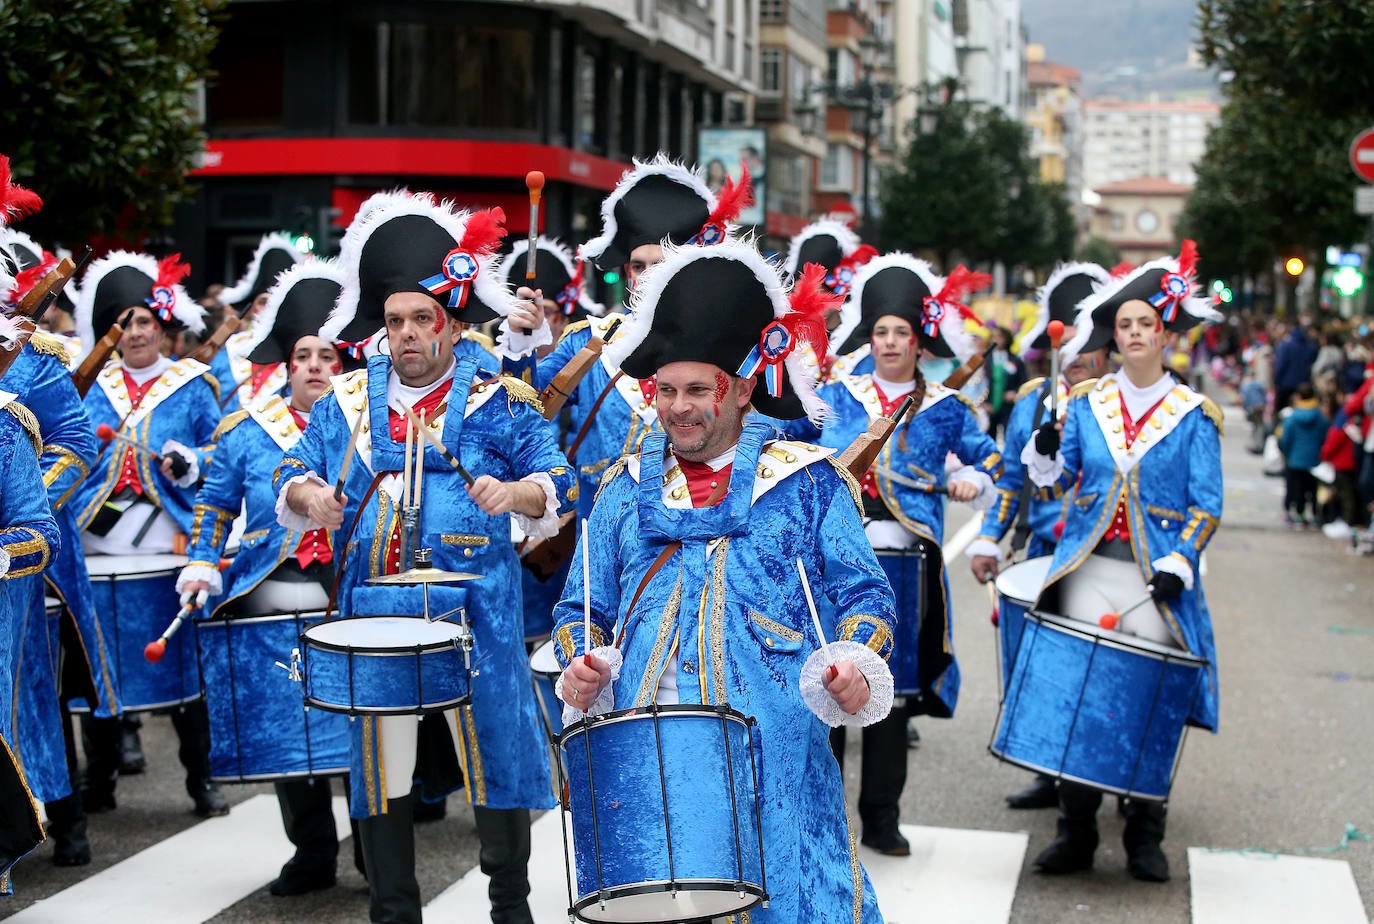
301, 615, 470, 715
84, 565, 201, 712
991, 612, 1206, 800
198, 612, 349, 782
560, 706, 766, 921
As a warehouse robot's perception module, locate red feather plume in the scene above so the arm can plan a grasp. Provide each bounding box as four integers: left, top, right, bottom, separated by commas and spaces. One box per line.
703, 162, 755, 230
0, 156, 43, 224
1177, 238, 1198, 280
785, 262, 836, 359
458, 207, 507, 257
1109, 260, 1137, 278
937, 265, 993, 323
155, 253, 192, 289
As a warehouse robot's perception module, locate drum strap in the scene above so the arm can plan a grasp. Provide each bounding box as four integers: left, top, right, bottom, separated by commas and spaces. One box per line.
1010, 375, 1057, 556
565, 371, 624, 462
325, 470, 393, 619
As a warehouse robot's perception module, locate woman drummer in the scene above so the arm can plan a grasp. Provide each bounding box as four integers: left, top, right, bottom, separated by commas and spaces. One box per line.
1022, 240, 1223, 882
788, 253, 1003, 856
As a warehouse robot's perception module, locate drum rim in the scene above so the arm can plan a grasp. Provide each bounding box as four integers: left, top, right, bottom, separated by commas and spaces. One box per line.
70, 693, 205, 714
82, 553, 188, 576
1028, 609, 1210, 665
84, 567, 182, 580
302, 694, 471, 716
209, 767, 349, 784
986, 745, 1170, 802
557, 702, 755, 746
198, 610, 329, 628
571, 879, 767, 921
994, 555, 1054, 606
301, 615, 465, 653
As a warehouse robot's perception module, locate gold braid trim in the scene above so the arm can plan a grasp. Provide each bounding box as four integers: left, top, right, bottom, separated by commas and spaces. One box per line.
558, 319, 592, 342
463, 330, 495, 352
1070, 378, 1100, 400
498, 375, 545, 416
4, 402, 43, 455
29, 331, 72, 366
594, 457, 629, 503
201, 372, 222, 403
1199, 397, 1225, 435
824, 456, 864, 508
1015, 376, 1046, 401
211, 409, 251, 442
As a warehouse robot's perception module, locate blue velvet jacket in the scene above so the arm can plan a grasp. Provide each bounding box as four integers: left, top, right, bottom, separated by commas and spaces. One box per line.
553, 424, 893, 923
1033, 372, 1223, 730
72, 357, 222, 536
274, 354, 578, 815
211, 330, 286, 414
186, 394, 323, 617
978, 376, 1073, 557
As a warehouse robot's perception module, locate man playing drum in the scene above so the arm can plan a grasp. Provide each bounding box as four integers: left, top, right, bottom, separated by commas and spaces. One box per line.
276, 192, 576, 924
1022, 241, 1224, 882
555, 238, 898, 921
967, 262, 1111, 810
178, 259, 361, 897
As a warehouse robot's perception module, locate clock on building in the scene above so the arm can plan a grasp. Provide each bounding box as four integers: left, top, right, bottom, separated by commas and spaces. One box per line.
1135, 209, 1159, 234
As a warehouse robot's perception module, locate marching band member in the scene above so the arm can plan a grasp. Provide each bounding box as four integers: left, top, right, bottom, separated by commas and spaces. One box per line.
69, 252, 226, 817
211, 233, 304, 411
782, 219, 877, 379
277, 193, 577, 924
789, 253, 1002, 856
967, 262, 1110, 811
555, 239, 898, 921
1022, 241, 1223, 882
178, 259, 359, 896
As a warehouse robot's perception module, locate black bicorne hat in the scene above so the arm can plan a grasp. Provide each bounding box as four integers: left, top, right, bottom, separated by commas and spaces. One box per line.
500, 237, 603, 318
833, 253, 990, 361
242, 258, 364, 369
74, 251, 204, 360
218, 233, 304, 312
1019, 262, 1110, 357
0, 229, 76, 314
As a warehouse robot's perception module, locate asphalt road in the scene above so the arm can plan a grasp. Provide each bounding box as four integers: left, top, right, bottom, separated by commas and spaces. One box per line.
4, 396, 1373, 923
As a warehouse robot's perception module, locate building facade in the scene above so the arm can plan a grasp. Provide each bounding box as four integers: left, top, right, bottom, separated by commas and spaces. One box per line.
1081, 96, 1219, 194
1087, 175, 1191, 266
1024, 44, 1084, 229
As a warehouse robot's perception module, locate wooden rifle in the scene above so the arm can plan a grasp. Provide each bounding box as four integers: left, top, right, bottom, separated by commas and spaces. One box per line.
538, 317, 621, 421
0, 247, 90, 381
71, 308, 136, 398
837, 394, 915, 480
185, 296, 254, 365
941, 351, 984, 391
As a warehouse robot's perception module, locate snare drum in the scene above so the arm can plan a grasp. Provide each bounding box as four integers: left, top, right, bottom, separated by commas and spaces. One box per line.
528, 638, 563, 738
81, 553, 200, 712
873, 545, 927, 696
198, 611, 349, 782
560, 705, 767, 923
993, 556, 1053, 695
990, 610, 1207, 800
300, 616, 471, 715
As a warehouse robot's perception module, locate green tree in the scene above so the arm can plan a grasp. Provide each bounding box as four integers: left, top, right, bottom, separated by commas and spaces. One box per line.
0, 0, 223, 246
1075, 236, 1121, 268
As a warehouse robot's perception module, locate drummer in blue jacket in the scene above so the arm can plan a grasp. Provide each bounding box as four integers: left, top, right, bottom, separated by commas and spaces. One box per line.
178, 259, 359, 897
1022, 240, 1223, 882
210, 233, 304, 413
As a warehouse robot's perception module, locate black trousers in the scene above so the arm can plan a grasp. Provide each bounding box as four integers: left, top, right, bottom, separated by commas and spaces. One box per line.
830, 705, 908, 833
275, 777, 339, 870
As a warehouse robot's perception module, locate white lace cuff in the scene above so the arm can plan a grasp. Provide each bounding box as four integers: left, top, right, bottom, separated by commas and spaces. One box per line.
1020, 437, 1065, 487
799, 640, 895, 728
0, 547, 9, 579
512, 471, 560, 540
175, 563, 223, 595
160, 439, 201, 487
495, 317, 553, 360
555, 646, 623, 727
1151, 553, 1195, 591
965, 538, 1002, 560
949, 466, 996, 511
275, 471, 329, 531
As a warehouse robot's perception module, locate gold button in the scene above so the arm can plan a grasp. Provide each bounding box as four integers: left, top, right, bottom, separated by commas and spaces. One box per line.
785, 453, 797, 463
766, 638, 775, 647
463, 548, 473, 558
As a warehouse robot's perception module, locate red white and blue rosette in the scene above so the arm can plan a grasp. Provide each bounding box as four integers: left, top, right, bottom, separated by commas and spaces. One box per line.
920, 296, 945, 337
1148, 272, 1190, 323
145, 285, 176, 322
335, 336, 371, 361
688, 221, 727, 246
420, 248, 479, 310
554, 281, 581, 315
736, 321, 795, 397
826, 265, 856, 298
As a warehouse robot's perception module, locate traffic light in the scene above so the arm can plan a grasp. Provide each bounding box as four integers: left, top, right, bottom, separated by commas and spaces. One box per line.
1333, 265, 1365, 297
1218, 287, 1233, 304
602, 269, 621, 285
1284, 257, 1305, 276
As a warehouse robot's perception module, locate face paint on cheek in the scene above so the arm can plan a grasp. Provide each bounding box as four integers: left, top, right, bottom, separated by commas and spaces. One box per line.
431, 314, 446, 335
711, 372, 730, 415
329, 360, 342, 375
1087, 355, 1100, 371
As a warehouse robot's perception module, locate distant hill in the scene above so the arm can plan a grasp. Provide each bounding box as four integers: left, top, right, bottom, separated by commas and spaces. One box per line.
1022, 0, 1219, 99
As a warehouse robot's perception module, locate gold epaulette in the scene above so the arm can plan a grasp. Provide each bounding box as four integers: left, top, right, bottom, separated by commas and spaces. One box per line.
3, 401, 43, 455
498, 374, 545, 416
463, 330, 495, 353
1069, 378, 1100, 401
559, 319, 592, 343
823, 456, 864, 509
29, 331, 72, 367
211, 409, 251, 442
202, 371, 221, 403
1016, 377, 1046, 402
1200, 397, 1225, 435
594, 457, 629, 504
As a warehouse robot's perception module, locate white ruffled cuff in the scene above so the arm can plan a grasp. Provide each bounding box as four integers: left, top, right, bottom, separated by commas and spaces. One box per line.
965, 538, 1002, 560
555, 646, 623, 727
949, 466, 996, 511
799, 640, 895, 728
175, 563, 223, 595
1020, 437, 1065, 487
275, 471, 329, 531
495, 317, 553, 360
512, 471, 560, 540
1151, 554, 1195, 591
160, 439, 201, 487
0, 547, 9, 579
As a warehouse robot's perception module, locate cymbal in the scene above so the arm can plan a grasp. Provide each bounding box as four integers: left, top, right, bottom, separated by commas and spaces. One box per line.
367, 567, 484, 585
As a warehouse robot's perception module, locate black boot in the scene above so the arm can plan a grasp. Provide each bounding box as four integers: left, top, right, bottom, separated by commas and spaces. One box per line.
411, 782, 447, 823
79, 714, 121, 813
45, 794, 91, 867
1006, 774, 1058, 810
269, 778, 338, 895
358, 795, 421, 924
170, 701, 229, 817
473, 806, 533, 924
1122, 799, 1170, 882
1033, 781, 1101, 874
119, 716, 146, 774
856, 708, 910, 857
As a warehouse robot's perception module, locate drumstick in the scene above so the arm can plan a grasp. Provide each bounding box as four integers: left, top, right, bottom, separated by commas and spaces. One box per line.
94, 424, 191, 480
986, 579, 999, 627
1045, 320, 1064, 458
581, 519, 595, 704
335, 410, 367, 501
415, 409, 426, 510
1099, 593, 1154, 631
144, 589, 207, 662
871, 465, 949, 495
401, 404, 476, 487
796, 557, 838, 682
403, 412, 414, 507
520, 171, 544, 335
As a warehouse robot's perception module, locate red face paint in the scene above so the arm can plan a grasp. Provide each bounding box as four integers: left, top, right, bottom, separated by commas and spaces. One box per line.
328, 360, 342, 375
431, 314, 446, 335
711, 372, 730, 416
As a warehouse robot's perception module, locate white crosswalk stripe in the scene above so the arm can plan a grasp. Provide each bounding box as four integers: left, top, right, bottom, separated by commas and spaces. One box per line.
1188, 848, 1367, 924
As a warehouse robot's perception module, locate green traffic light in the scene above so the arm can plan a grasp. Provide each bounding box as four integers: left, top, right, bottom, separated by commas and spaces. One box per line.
1333, 265, 1364, 297
1211, 279, 1225, 294
603, 269, 621, 285
292, 233, 315, 254
1219, 287, 1233, 304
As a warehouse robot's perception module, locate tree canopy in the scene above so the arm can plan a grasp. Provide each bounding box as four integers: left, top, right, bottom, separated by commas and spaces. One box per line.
0, 0, 223, 247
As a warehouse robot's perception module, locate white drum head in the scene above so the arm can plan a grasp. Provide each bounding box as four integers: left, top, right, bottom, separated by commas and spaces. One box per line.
84, 553, 188, 577
305, 616, 462, 649
529, 638, 561, 678
995, 555, 1054, 606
